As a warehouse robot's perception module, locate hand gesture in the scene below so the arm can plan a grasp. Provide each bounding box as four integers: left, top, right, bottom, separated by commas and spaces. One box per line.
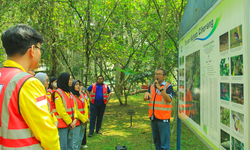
143, 92, 151, 101
83, 119, 90, 126
55, 121, 59, 127
69, 119, 77, 130
154, 79, 161, 90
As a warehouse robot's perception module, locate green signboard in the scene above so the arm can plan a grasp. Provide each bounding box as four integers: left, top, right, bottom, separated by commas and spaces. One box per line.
178, 0, 250, 149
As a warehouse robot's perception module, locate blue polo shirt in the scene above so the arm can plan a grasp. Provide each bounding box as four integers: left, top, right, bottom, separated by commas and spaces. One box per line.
87, 83, 111, 105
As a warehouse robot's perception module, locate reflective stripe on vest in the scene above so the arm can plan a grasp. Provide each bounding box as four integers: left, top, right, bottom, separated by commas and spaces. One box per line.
81, 93, 89, 118
54, 88, 75, 128
46, 96, 53, 116
0, 67, 42, 149
148, 83, 172, 120
90, 83, 108, 104
46, 89, 53, 95
47, 89, 57, 116
80, 93, 86, 103
72, 94, 85, 126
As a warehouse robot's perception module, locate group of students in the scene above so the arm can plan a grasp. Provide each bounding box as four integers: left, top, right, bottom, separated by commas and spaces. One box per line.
0, 25, 174, 150
34, 72, 90, 150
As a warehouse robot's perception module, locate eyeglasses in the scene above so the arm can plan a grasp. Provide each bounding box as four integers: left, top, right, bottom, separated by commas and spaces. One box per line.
155, 74, 163, 76
29, 45, 45, 56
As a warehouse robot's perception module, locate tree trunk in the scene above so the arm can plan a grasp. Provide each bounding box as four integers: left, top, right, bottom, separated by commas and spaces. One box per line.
84, 0, 91, 88
51, 39, 57, 77
115, 62, 123, 105
159, 1, 169, 69
71, 48, 74, 75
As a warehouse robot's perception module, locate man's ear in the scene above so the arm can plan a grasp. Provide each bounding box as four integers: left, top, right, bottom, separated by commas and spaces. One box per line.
29, 45, 35, 57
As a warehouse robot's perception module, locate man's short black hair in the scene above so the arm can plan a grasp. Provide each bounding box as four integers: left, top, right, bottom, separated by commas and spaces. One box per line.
97, 75, 104, 80
1, 24, 44, 57
157, 68, 167, 76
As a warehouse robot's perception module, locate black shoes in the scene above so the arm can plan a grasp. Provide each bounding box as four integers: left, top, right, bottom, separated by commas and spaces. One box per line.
88, 133, 93, 137
88, 131, 102, 137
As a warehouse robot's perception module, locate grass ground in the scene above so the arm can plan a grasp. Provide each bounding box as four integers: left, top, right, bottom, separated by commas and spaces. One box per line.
85, 93, 209, 150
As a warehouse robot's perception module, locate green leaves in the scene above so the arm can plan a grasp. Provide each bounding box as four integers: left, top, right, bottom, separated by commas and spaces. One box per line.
114, 67, 138, 75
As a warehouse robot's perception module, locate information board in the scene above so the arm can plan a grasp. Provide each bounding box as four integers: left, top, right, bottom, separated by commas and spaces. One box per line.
178, 0, 249, 149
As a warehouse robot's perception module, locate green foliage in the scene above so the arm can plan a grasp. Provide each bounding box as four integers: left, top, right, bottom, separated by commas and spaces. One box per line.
231, 136, 244, 150
231, 54, 243, 76
0, 0, 187, 94
220, 107, 230, 127
220, 58, 229, 76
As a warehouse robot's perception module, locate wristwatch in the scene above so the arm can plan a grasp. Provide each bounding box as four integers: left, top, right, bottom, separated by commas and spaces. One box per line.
160, 88, 164, 92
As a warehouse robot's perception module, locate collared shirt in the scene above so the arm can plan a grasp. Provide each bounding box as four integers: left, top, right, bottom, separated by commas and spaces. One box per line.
2, 60, 60, 150
87, 83, 111, 105
147, 81, 173, 99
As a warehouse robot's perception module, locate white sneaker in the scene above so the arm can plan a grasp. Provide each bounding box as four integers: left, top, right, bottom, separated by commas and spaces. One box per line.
82, 145, 88, 149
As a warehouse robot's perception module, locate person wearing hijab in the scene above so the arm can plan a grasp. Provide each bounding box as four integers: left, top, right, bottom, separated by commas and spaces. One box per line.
48, 76, 57, 92
53, 72, 78, 150
70, 80, 89, 150
35, 72, 58, 127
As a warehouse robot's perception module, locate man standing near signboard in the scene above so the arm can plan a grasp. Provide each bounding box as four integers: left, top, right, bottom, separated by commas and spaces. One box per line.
143, 68, 173, 150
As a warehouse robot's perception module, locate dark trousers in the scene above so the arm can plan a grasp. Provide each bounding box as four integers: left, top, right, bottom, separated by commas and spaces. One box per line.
151, 120, 170, 150
81, 126, 87, 145
89, 103, 106, 133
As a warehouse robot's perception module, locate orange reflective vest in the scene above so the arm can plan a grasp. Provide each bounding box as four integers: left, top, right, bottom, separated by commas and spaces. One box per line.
0, 67, 42, 149
72, 94, 85, 126
81, 93, 89, 118
148, 83, 172, 120
46, 89, 54, 117
184, 90, 194, 116
90, 83, 108, 104
47, 88, 53, 95
54, 88, 75, 128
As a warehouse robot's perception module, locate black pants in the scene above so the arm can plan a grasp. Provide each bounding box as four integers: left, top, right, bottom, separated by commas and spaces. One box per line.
89, 103, 106, 133
81, 126, 87, 145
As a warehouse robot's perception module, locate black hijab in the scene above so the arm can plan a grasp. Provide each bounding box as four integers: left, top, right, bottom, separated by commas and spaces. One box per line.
70, 79, 80, 97
49, 76, 57, 89
57, 72, 71, 92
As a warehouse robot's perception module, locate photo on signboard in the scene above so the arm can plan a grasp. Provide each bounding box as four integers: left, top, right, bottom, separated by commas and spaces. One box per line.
219, 32, 229, 52
220, 106, 230, 127
231, 136, 244, 150
179, 56, 184, 66
220, 83, 230, 101
179, 68, 184, 77
231, 83, 244, 105
230, 25, 243, 49
231, 54, 243, 76
220, 129, 230, 150
185, 50, 200, 125
220, 57, 230, 76
179, 92, 184, 101
179, 80, 184, 90
231, 110, 244, 135
178, 92, 185, 114
181, 56, 184, 66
